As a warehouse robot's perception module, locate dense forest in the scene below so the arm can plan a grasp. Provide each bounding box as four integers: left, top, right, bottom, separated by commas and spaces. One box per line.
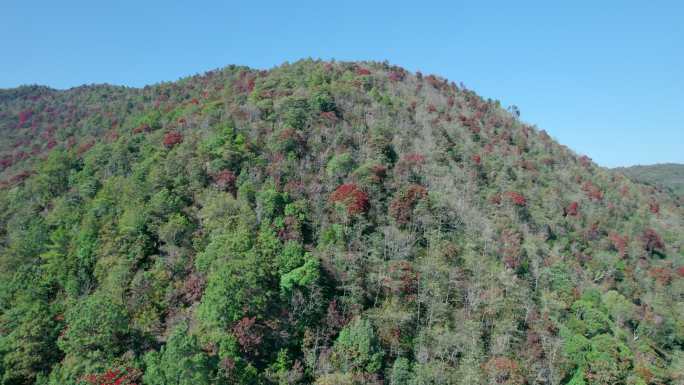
0, 60, 682, 385
613, 164, 684, 198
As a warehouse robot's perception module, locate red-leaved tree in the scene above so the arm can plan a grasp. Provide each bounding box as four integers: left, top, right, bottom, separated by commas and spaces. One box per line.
564, 201, 579, 217
505, 191, 527, 206
163, 131, 183, 148
642, 228, 664, 255
389, 185, 428, 225
82, 368, 140, 385
330, 183, 369, 215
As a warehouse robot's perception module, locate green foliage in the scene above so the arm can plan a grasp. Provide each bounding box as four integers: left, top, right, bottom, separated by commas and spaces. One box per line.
0, 300, 61, 385
197, 257, 269, 332
256, 187, 286, 223
326, 153, 354, 179
332, 318, 384, 374
280, 96, 309, 130
280, 256, 320, 293
567, 297, 611, 338
389, 357, 412, 385
143, 323, 212, 385
58, 294, 129, 360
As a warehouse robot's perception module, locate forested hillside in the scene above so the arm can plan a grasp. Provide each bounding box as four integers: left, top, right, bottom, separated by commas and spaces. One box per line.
614, 164, 684, 198
0, 60, 682, 385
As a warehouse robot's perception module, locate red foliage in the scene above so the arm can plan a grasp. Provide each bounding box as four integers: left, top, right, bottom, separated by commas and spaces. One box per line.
649, 201, 660, 214
235, 71, 256, 93
9, 171, 32, 185
232, 316, 263, 353
581, 181, 603, 201
213, 169, 236, 193
677, 266, 684, 277
424, 74, 443, 89
500, 229, 522, 269
584, 222, 601, 242
642, 228, 664, 254
384, 260, 418, 296
564, 201, 579, 217
163, 131, 183, 148
183, 273, 206, 303
132, 124, 149, 134
355, 67, 371, 76
330, 183, 370, 215
505, 191, 527, 206
401, 153, 426, 166
77, 140, 95, 156
489, 193, 502, 205
389, 185, 428, 225
82, 368, 140, 385
649, 267, 672, 285
579, 155, 591, 168
277, 214, 302, 242
0, 155, 13, 170
426, 104, 437, 113
325, 299, 348, 332
369, 164, 387, 183
609, 232, 628, 257
471, 154, 481, 165
459, 114, 481, 134
388, 70, 405, 82
320, 111, 338, 123
484, 357, 521, 385
18, 109, 33, 126
190, 98, 199, 105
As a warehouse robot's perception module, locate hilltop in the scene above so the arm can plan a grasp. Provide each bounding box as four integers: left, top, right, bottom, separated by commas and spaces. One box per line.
0, 60, 682, 385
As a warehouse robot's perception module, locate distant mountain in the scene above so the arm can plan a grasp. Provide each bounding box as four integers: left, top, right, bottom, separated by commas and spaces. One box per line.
0, 60, 682, 385
614, 163, 684, 197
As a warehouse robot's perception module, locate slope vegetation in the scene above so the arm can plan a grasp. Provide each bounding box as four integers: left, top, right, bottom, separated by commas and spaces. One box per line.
0, 60, 682, 385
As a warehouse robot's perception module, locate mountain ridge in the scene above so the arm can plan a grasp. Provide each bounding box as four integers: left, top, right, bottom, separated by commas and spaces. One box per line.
613, 163, 684, 198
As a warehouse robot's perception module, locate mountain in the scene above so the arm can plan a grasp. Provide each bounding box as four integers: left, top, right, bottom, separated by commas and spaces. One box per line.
0, 60, 682, 385
614, 163, 684, 197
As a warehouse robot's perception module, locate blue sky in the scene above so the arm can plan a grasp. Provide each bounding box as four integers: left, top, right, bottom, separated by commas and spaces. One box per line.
2, 1, 682, 167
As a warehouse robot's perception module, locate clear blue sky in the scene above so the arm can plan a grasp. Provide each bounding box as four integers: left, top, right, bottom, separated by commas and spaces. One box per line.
2, 1, 682, 167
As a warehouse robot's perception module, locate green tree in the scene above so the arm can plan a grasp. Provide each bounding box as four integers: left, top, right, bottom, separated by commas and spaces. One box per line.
143, 324, 212, 385
332, 317, 384, 374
